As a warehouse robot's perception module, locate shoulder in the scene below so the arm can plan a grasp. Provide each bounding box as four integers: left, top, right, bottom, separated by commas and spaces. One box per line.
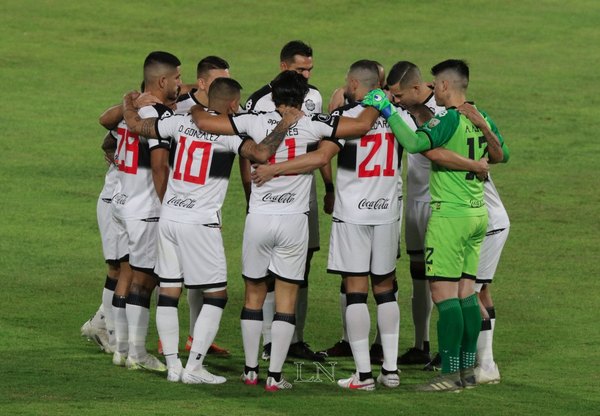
245, 84, 272, 111
331, 101, 361, 116
138, 103, 173, 119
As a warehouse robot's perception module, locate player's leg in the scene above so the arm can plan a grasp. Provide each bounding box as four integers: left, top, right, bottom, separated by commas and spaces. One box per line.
154, 220, 184, 381
456, 215, 488, 388
186, 288, 203, 349
474, 227, 508, 383
260, 277, 275, 360
124, 218, 164, 372
111, 216, 131, 366
240, 213, 272, 384
370, 221, 401, 387
180, 223, 229, 384
401, 199, 433, 365
264, 213, 308, 391
416, 216, 465, 392
101, 262, 120, 351
183, 288, 228, 385
288, 191, 321, 361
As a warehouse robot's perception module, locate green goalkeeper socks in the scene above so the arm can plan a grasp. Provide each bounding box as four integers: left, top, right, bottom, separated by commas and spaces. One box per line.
436, 298, 463, 374
460, 294, 482, 369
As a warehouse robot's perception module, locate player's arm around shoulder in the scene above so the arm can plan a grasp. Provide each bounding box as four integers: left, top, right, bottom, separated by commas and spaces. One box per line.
457, 103, 507, 164
191, 105, 236, 135
239, 106, 303, 163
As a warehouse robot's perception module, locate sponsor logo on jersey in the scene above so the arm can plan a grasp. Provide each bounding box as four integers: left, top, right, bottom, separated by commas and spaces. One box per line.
357, 198, 390, 210
469, 199, 484, 208
438, 110, 447, 117
166, 196, 197, 209
262, 192, 296, 204
305, 99, 315, 112
427, 118, 440, 128
112, 193, 128, 205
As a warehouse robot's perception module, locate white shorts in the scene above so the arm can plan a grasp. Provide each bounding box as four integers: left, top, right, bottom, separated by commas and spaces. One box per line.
475, 227, 510, 291
405, 198, 431, 261
242, 213, 308, 283
114, 215, 158, 271
155, 220, 227, 289
97, 197, 119, 262
327, 219, 400, 277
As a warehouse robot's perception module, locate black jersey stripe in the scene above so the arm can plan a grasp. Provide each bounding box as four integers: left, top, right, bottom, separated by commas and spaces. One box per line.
209, 151, 236, 178
337, 141, 357, 171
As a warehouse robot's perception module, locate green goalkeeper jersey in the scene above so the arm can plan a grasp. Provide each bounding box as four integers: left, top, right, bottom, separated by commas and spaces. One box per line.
417, 106, 505, 217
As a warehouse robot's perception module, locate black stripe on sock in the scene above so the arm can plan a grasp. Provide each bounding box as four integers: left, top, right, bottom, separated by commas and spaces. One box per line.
374, 290, 396, 305
127, 293, 151, 308
112, 295, 127, 308
204, 297, 228, 309
381, 367, 398, 375
157, 295, 179, 308
346, 292, 368, 305
268, 371, 282, 382
481, 319, 492, 331
273, 312, 296, 325
244, 365, 258, 374
241, 307, 263, 321
104, 276, 117, 291
486, 307, 496, 319
358, 371, 373, 381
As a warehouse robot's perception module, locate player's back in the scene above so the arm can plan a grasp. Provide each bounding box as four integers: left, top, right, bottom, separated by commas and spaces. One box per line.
245, 83, 322, 115
330, 102, 401, 225
230, 110, 337, 215
156, 112, 242, 224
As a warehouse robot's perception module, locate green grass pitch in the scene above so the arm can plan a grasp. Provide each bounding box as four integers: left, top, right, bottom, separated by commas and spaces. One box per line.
1, 0, 599, 415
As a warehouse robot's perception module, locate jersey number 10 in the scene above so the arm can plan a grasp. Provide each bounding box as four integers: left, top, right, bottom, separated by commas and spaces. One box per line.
173, 136, 212, 185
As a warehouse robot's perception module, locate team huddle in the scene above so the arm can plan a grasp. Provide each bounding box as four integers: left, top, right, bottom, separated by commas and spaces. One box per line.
80, 40, 510, 392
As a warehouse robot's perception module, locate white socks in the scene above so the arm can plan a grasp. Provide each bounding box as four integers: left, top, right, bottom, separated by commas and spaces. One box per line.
346, 302, 371, 374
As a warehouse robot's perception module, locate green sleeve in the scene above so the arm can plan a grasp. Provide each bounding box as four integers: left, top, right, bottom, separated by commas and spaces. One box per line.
387, 112, 431, 153
417, 110, 460, 148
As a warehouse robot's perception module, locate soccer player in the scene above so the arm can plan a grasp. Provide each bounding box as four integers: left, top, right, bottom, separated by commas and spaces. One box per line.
243, 40, 332, 362
121, 77, 302, 383
386, 61, 445, 366
327, 61, 386, 112
109, 51, 182, 372
363, 59, 509, 391
172, 55, 232, 357
176, 56, 230, 112
191, 70, 379, 390
81, 132, 121, 353
473, 173, 510, 384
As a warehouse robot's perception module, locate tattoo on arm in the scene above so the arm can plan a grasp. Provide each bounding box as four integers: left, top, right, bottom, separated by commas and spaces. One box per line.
140, 119, 156, 137
260, 122, 289, 155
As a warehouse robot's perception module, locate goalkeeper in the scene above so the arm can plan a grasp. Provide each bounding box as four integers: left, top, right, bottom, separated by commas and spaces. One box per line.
363, 59, 509, 392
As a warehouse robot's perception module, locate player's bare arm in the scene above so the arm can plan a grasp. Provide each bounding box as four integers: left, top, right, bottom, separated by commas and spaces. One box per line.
457, 103, 504, 164
122, 91, 161, 138
190, 104, 236, 135
239, 107, 303, 163
151, 148, 169, 202
319, 162, 335, 214
328, 87, 346, 113
251, 140, 339, 187
406, 103, 434, 126
424, 148, 489, 181
101, 132, 117, 166
239, 156, 252, 205
101, 92, 162, 130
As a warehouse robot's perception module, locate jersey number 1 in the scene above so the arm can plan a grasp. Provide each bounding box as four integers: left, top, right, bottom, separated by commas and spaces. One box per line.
466, 135, 487, 180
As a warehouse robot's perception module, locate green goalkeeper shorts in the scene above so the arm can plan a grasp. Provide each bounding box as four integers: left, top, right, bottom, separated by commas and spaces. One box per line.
424, 214, 488, 280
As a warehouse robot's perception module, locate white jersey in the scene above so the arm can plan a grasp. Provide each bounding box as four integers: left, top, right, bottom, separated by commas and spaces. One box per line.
99, 163, 119, 200
175, 89, 204, 114
156, 111, 244, 224
245, 83, 322, 115
328, 102, 403, 225
484, 174, 510, 231
406, 93, 446, 202
111, 104, 173, 220
230, 111, 338, 215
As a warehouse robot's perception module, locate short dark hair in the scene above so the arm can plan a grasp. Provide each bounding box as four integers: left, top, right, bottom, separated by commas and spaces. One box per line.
197, 56, 230, 79
348, 60, 380, 89
387, 61, 420, 87
280, 40, 313, 63
143, 51, 181, 82
208, 77, 242, 101
271, 70, 309, 107
431, 59, 469, 88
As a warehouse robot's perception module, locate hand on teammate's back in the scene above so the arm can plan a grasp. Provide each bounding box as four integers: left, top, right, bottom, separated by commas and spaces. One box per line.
457, 103, 487, 130
279, 106, 304, 126
134, 92, 162, 109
